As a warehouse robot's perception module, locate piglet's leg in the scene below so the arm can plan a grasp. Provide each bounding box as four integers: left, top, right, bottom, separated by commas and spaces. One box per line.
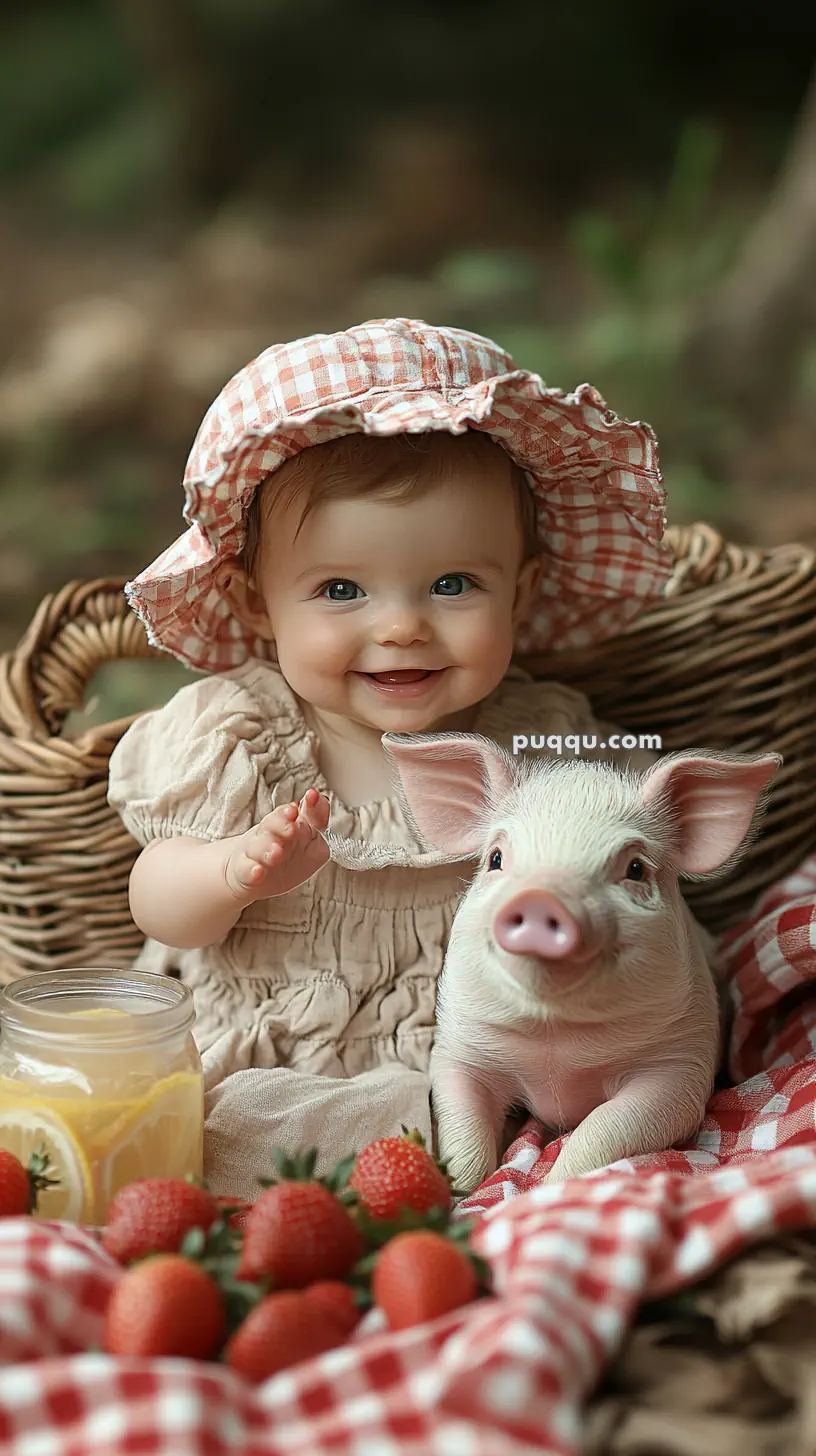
430, 1058, 508, 1195
544, 1072, 709, 1184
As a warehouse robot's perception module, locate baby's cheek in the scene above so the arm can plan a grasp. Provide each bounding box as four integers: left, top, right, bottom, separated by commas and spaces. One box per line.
451, 608, 515, 674
279, 615, 353, 676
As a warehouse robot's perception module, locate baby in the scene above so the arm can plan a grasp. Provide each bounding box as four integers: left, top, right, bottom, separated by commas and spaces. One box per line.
108, 317, 671, 1195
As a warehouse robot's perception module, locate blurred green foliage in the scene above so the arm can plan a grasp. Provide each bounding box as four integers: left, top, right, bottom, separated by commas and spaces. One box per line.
432, 120, 748, 516
2, 0, 814, 222
0, 8, 134, 183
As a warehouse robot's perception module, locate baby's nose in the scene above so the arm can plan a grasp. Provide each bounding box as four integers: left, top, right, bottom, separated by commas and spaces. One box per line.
376, 607, 432, 645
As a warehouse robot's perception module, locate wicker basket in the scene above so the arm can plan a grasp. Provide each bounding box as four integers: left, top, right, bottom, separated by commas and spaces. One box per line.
1, 521, 816, 981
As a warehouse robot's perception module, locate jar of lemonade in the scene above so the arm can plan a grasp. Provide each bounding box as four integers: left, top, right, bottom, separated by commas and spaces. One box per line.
0, 970, 204, 1225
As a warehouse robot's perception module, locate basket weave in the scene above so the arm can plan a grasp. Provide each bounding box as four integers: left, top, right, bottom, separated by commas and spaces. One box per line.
1, 522, 815, 980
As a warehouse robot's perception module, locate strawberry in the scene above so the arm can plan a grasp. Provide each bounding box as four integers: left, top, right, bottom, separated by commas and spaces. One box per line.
217, 1196, 253, 1233
238, 1178, 364, 1286
103, 1254, 226, 1358
302, 1280, 364, 1336
348, 1127, 452, 1222
0, 1147, 58, 1218
102, 1178, 220, 1264
224, 1290, 347, 1383
0, 1152, 29, 1219
372, 1229, 481, 1330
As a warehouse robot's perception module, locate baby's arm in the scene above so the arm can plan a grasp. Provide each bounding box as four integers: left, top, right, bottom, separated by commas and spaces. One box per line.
128, 789, 330, 949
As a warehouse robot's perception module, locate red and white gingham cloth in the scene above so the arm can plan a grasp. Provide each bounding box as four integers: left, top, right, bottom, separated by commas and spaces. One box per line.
125, 317, 671, 672
3, 851, 816, 1454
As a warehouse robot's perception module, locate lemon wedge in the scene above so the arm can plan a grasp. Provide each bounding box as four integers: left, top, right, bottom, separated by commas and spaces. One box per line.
0, 1107, 94, 1222
101, 1072, 204, 1204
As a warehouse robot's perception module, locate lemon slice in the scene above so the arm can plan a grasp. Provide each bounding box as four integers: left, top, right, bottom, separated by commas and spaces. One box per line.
101, 1073, 204, 1204
0, 1107, 94, 1222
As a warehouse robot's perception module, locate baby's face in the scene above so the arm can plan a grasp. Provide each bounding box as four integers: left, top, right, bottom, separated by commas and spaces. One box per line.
239, 457, 538, 736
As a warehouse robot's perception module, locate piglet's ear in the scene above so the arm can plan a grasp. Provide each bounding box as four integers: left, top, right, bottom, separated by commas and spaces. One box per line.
641, 750, 782, 875
382, 731, 514, 855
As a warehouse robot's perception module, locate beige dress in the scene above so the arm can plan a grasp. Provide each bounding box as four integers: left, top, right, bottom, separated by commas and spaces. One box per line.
107, 660, 649, 1197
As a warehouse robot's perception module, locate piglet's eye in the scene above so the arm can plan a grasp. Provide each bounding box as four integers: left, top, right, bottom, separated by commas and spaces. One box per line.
488, 848, 503, 871
625, 858, 646, 882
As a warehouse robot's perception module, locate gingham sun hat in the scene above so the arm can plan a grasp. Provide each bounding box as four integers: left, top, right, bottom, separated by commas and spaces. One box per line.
126, 317, 671, 672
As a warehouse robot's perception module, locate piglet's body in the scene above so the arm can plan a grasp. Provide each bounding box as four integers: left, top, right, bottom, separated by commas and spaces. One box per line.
382, 733, 780, 1194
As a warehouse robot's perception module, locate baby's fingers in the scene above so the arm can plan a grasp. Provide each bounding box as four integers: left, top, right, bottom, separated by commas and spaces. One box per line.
251, 803, 300, 860
297, 788, 331, 833
233, 805, 298, 882
235, 850, 274, 890
226, 845, 275, 897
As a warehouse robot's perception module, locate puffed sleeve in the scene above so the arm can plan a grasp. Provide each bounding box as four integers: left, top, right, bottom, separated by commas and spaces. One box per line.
107, 669, 288, 846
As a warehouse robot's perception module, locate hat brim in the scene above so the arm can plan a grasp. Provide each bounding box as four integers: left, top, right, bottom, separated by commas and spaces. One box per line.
126, 370, 670, 673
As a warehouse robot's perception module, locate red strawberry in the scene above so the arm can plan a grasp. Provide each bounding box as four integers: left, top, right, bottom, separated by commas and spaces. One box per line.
349, 1128, 452, 1222
238, 1180, 364, 1286
302, 1280, 364, 1336
217, 1196, 252, 1233
0, 1147, 59, 1217
102, 1179, 220, 1264
103, 1254, 225, 1358
224, 1291, 347, 1383
0, 1152, 29, 1218
372, 1230, 479, 1330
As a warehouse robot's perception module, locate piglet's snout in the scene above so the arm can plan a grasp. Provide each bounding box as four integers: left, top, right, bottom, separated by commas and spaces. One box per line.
493, 890, 584, 962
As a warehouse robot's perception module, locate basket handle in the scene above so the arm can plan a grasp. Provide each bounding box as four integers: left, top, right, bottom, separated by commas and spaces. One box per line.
661, 522, 758, 595
0, 578, 164, 740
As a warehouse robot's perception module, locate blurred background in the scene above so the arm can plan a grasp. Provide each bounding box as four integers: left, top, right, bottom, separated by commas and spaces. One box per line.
1, 0, 815, 719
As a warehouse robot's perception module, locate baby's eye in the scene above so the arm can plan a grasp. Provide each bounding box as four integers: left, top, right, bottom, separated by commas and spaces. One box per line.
431, 575, 473, 597
488, 848, 503, 871
322, 580, 362, 602
624, 858, 647, 882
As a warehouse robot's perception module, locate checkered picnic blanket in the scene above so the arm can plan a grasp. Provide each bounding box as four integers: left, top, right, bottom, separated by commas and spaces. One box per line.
3, 853, 816, 1455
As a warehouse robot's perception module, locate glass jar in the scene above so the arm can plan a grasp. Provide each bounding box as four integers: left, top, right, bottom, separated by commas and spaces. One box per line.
0, 969, 203, 1226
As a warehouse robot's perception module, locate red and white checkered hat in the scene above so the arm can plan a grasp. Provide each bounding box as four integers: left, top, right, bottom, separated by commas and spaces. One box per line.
126, 317, 671, 672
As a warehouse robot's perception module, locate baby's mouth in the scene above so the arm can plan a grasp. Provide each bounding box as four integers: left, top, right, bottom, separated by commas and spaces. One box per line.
365, 669, 436, 684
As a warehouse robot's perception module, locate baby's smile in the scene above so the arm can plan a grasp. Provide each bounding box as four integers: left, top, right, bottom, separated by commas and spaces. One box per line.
355, 666, 449, 698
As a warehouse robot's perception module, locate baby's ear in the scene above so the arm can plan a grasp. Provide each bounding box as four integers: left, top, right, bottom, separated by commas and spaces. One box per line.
512, 555, 542, 627
215, 558, 274, 640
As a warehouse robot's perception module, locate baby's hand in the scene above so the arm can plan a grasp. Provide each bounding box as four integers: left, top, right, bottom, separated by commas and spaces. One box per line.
224, 788, 331, 902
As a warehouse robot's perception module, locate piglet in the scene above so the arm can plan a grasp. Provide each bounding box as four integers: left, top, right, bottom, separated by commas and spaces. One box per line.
382, 732, 781, 1194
